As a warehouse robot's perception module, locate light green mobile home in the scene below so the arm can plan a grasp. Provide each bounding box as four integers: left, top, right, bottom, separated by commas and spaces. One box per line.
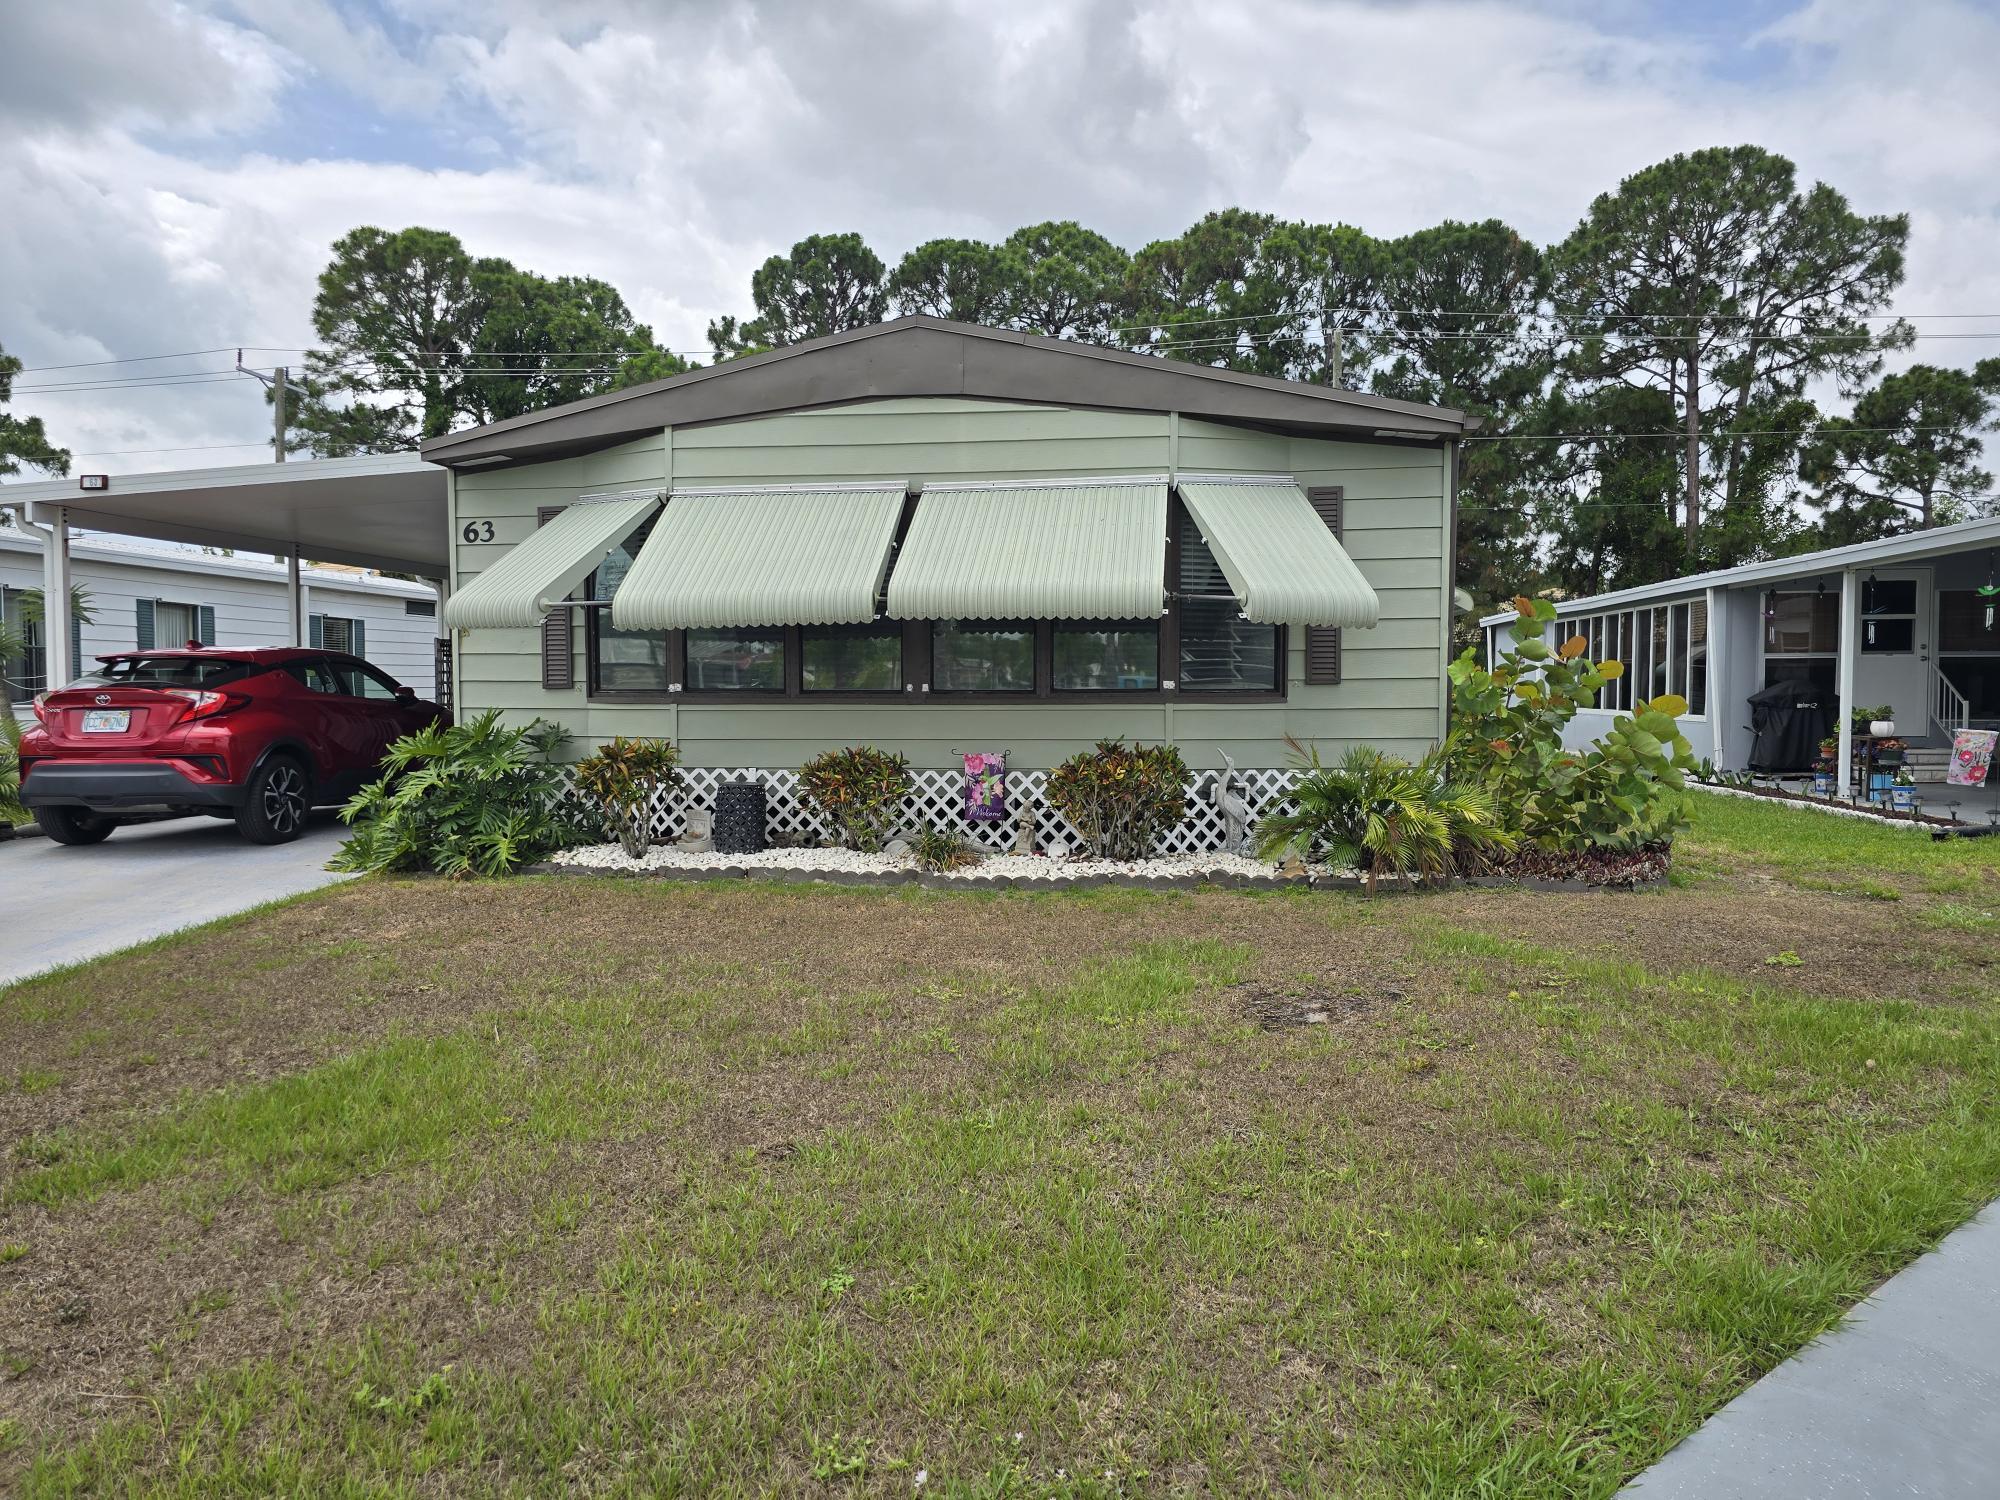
427, 318, 1474, 772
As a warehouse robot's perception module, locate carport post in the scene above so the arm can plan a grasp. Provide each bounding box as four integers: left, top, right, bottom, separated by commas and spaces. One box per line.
1836, 566, 1858, 799
286, 549, 305, 646
39, 503, 73, 689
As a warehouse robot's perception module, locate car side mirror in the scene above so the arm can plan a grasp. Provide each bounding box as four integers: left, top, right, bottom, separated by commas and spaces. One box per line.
395, 685, 417, 702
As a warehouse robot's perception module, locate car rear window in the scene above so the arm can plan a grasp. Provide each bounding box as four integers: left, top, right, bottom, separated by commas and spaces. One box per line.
71, 657, 255, 689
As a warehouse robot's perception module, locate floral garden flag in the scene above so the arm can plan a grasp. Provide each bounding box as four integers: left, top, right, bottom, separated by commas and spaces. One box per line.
1947, 728, 1996, 788
963, 751, 1007, 821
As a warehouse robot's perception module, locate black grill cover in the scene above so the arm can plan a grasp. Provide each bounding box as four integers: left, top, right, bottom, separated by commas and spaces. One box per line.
1748, 679, 1835, 772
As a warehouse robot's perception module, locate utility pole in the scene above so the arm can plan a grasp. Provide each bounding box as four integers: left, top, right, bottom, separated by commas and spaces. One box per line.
1684, 333, 1701, 559
1330, 322, 1344, 387
235, 351, 290, 463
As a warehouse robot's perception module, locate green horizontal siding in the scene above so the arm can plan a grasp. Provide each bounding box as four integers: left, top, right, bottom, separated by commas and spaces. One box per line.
450, 397, 1453, 768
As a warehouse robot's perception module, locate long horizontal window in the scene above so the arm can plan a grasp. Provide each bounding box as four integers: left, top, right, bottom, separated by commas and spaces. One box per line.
1052, 621, 1159, 692
802, 623, 901, 693
686, 628, 785, 692
933, 621, 1034, 694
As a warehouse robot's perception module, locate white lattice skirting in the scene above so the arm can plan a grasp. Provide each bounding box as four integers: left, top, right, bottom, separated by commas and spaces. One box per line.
575, 766, 1302, 856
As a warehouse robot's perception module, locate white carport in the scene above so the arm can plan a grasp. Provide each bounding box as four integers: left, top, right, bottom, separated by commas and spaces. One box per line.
0, 454, 448, 688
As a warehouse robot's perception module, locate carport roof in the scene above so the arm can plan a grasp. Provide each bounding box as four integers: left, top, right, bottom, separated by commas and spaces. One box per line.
0, 453, 448, 576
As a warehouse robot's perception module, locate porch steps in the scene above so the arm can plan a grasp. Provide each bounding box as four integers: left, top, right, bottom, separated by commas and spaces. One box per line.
1904, 746, 1953, 783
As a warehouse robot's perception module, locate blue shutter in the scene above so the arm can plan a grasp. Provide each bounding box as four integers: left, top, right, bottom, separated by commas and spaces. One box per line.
71, 614, 83, 679
135, 598, 155, 651
309, 614, 324, 649
196, 605, 216, 646
350, 619, 366, 661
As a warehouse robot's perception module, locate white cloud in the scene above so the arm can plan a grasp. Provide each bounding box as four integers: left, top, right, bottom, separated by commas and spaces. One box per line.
2, 0, 1996, 478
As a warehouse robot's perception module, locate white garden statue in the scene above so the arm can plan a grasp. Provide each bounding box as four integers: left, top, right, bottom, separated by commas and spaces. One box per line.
1210, 750, 1254, 854
676, 806, 715, 853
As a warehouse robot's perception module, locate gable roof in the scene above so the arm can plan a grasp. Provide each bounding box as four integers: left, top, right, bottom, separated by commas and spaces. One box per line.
420, 315, 1476, 470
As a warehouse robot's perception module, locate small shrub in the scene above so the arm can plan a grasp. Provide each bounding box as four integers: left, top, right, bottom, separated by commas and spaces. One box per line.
573, 737, 684, 859
1045, 740, 1190, 861
909, 824, 978, 873
1257, 737, 1513, 893
331, 710, 594, 878
798, 746, 912, 851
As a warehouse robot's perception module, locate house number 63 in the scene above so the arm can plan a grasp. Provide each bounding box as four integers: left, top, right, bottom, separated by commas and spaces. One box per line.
461, 521, 496, 542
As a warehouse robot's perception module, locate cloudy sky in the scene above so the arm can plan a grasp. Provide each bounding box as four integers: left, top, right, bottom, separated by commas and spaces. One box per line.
3, 0, 1998, 477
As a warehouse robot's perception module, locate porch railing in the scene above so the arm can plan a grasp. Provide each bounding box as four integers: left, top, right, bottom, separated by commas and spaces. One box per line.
1930, 661, 1972, 744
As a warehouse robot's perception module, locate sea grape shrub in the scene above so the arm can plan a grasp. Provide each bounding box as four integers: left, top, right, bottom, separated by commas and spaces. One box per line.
1450, 595, 1698, 850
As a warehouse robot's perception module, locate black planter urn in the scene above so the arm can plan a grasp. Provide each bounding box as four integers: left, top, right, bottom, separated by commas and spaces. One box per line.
711, 779, 768, 856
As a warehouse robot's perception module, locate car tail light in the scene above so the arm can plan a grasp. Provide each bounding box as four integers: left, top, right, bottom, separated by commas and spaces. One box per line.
30, 692, 51, 724
164, 689, 247, 722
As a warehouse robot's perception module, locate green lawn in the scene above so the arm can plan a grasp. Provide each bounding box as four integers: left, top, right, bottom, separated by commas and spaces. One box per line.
1, 793, 1996, 1496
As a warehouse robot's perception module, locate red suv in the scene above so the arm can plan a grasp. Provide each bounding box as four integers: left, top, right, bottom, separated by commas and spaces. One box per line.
18, 648, 448, 846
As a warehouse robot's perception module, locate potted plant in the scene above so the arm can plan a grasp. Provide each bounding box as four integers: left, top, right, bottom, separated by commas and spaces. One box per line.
1890, 769, 1918, 814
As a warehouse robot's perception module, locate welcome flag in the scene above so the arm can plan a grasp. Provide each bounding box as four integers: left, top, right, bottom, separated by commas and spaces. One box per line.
1947, 729, 1996, 788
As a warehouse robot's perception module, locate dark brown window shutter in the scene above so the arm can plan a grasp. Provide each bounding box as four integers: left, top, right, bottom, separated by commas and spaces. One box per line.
1303, 485, 1344, 685
537, 505, 574, 691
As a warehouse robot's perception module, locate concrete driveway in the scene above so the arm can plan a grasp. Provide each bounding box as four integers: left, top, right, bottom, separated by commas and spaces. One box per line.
0, 814, 355, 986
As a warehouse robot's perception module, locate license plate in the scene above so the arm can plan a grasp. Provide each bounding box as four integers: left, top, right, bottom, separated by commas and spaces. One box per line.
82, 709, 130, 733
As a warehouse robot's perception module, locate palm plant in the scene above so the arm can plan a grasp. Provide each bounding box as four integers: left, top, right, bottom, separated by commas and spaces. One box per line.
1257, 735, 1514, 894
331, 710, 592, 877
1, 710, 24, 822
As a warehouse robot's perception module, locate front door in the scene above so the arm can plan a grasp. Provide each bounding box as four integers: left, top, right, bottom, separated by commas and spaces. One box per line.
1852, 569, 1931, 732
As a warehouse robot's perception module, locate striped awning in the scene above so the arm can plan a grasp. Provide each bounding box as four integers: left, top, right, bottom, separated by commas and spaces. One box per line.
886, 477, 1168, 620
1176, 476, 1379, 627
611, 483, 907, 630
441, 490, 662, 629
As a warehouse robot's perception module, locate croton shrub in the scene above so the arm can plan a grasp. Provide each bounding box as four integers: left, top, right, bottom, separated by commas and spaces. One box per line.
1449, 595, 1698, 852
798, 745, 913, 851
1045, 739, 1191, 861
573, 736, 685, 859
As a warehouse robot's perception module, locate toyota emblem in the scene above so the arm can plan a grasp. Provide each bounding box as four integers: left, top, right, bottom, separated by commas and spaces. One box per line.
95, 693, 111, 705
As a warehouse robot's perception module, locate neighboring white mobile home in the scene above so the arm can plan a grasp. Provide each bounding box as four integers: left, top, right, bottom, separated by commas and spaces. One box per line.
0, 530, 439, 705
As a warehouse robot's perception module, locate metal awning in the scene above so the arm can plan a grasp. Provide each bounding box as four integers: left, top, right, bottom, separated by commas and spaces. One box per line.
886, 476, 1168, 620
1176, 475, 1379, 627
442, 489, 661, 629
612, 483, 906, 629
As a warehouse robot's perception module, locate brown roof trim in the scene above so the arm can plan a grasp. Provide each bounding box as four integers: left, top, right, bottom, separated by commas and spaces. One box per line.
422, 317, 1476, 469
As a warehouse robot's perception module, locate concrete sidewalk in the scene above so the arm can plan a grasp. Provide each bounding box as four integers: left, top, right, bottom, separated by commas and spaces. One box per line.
1623, 1201, 2000, 1498
0, 814, 353, 985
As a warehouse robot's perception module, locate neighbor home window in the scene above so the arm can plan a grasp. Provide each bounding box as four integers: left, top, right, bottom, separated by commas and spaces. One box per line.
802, 623, 901, 692
932, 621, 1034, 693
313, 614, 362, 655
1, 588, 45, 698
1053, 621, 1159, 692
404, 598, 436, 618
1764, 589, 1837, 696
1860, 576, 1918, 654
590, 518, 671, 692
1564, 601, 1707, 715
1939, 588, 2000, 719
1177, 513, 1278, 692
685, 629, 786, 691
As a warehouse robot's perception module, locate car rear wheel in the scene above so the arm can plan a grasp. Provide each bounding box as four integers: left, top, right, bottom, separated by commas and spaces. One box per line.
36, 805, 119, 845
236, 755, 310, 845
